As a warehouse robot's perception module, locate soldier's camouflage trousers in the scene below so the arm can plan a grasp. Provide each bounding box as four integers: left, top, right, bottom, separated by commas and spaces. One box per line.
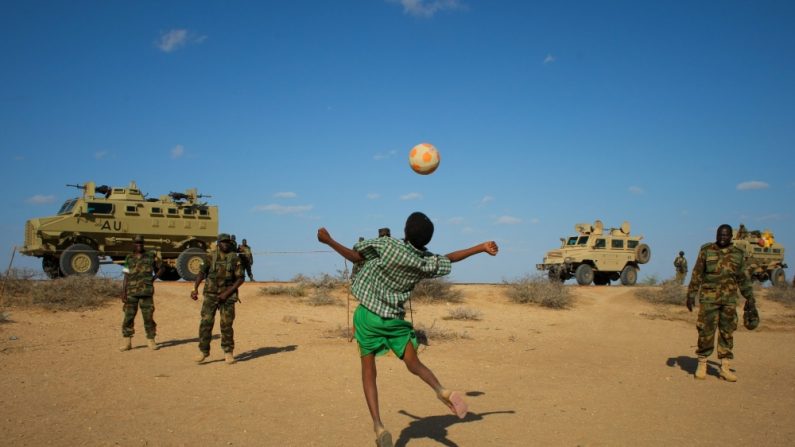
198, 294, 236, 354
675, 272, 686, 284
696, 302, 737, 359
122, 295, 156, 338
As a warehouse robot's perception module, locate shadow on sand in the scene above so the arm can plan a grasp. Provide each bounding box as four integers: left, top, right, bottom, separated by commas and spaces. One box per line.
235, 345, 297, 363
394, 409, 515, 447
158, 334, 219, 349
666, 355, 721, 378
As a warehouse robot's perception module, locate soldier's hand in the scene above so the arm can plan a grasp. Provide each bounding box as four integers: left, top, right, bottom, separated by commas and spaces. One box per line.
190, 290, 199, 301
686, 296, 695, 312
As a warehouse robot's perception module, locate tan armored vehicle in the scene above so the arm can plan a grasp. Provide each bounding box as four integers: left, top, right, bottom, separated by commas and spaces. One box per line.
732, 224, 788, 286
20, 181, 217, 281
536, 220, 651, 286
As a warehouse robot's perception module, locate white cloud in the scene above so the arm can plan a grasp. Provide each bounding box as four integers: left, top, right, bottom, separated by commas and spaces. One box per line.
94, 150, 108, 160
373, 150, 397, 160
496, 215, 522, 225
530, 217, 540, 224
628, 186, 645, 195
736, 180, 769, 191
27, 194, 55, 204
273, 192, 297, 199
389, 0, 464, 18
253, 204, 313, 215
171, 144, 185, 159
478, 195, 494, 206
448, 217, 465, 225
156, 29, 207, 53
366, 193, 381, 200
461, 226, 474, 234
543, 54, 556, 64
400, 192, 422, 200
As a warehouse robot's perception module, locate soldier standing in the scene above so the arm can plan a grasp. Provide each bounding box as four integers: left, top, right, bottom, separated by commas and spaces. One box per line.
673, 251, 688, 284
239, 238, 255, 281
686, 224, 755, 382
120, 235, 165, 351
191, 233, 245, 365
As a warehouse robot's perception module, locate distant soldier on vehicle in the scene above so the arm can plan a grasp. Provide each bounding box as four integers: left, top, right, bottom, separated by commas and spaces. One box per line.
120, 235, 165, 352
686, 224, 755, 382
674, 251, 688, 284
191, 233, 245, 365
238, 238, 254, 281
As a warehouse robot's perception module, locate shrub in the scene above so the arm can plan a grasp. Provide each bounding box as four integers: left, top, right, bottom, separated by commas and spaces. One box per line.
306, 291, 340, 306
443, 307, 483, 321
260, 284, 308, 297
414, 320, 471, 344
1, 276, 121, 310
504, 275, 573, 309
640, 274, 659, 286
410, 278, 463, 304
766, 284, 795, 305
636, 279, 687, 305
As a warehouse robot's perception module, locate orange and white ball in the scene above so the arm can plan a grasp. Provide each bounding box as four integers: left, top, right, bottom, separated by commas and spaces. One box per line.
409, 143, 440, 175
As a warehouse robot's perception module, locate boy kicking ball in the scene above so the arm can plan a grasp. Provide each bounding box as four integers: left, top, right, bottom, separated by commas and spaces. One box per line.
317, 212, 498, 447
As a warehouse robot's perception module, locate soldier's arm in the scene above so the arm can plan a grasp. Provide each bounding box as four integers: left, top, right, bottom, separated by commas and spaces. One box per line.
191, 269, 206, 300
736, 254, 754, 303
687, 249, 706, 299
153, 255, 166, 279
219, 258, 245, 300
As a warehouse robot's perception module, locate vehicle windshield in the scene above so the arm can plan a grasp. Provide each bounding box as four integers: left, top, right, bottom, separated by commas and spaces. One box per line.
567, 236, 578, 245
566, 236, 590, 246
57, 199, 77, 215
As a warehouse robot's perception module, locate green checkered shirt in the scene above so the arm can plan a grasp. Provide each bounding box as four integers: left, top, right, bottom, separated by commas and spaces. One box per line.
351, 237, 452, 319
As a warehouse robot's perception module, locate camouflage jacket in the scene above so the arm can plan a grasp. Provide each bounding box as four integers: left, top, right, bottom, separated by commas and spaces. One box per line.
687, 243, 753, 305
200, 250, 243, 299
239, 245, 253, 265
124, 252, 160, 297
673, 256, 688, 273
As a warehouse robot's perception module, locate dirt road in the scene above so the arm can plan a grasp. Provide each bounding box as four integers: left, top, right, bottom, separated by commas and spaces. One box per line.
2, 283, 794, 446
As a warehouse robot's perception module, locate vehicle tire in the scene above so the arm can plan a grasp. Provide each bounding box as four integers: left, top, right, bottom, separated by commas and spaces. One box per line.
59, 243, 99, 276
159, 266, 181, 281
575, 264, 594, 286
635, 244, 651, 264
770, 267, 787, 287
593, 273, 610, 286
42, 255, 62, 279
620, 265, 638, 286
176, 247, 207, 282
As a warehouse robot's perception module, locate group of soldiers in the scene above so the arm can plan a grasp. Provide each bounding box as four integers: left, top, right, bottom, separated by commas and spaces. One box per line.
119, 233, 255, 364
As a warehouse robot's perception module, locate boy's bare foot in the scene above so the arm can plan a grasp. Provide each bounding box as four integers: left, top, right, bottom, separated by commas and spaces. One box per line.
437, 389, 468, 419
375, 427, 393, 447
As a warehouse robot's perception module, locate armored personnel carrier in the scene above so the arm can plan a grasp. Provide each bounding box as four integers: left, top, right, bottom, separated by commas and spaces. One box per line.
732, 224, 787, 286
20, 181, 217, 281
536, 220, 651, 286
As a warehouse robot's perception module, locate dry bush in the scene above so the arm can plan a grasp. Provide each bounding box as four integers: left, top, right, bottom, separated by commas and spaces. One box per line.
1, 276, 121, 310
504, 275, 573, 309
640, 274, 659, 286
410, 278, 463, 304
0, 311, 9, 323
324, 324, 353, 340
766, 284, 795, 306
415, 321, 471, 344
282, 315, 299, 324
636, 280, 687, 305
306, 291, 340, 306
443, 306, 483, 321
260, 284, 308, 297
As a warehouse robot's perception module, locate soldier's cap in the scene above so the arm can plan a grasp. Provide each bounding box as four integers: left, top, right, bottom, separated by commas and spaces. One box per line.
217, 233, 233, 243
133, 235, 145, 243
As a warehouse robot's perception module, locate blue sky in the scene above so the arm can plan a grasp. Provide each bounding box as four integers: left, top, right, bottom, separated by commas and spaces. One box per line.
1, 0, 794, 283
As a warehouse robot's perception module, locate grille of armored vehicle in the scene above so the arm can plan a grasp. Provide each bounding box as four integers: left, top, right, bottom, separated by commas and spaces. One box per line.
20, 181, 217, 281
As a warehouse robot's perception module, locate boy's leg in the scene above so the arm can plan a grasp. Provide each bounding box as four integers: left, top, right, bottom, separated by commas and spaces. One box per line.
360, 354, 387, 436
402, 342, 468, 418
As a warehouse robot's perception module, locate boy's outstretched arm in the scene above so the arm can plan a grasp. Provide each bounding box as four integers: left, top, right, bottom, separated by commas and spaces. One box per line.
317, 227, 364, 263
445, 241, 498, 263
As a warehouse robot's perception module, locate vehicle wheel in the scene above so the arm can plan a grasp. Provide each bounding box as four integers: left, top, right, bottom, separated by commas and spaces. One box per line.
59, 243, 99, 276
176, 247, 207, 282
42, 255, 62, 279
575, 264, 594, 286
620, 265, 638, 286
593, 273, 610, 286
770, 267, 787, 287
159, 266, 181, 281
635, 244, 651, 264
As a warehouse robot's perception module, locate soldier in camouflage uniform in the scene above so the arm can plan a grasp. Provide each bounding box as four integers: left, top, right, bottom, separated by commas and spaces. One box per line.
191, 233, 245, 365
686, 224, 755, 382
238, 238, 254, 281
120, 235, 165, 351
673, 251, 688, 284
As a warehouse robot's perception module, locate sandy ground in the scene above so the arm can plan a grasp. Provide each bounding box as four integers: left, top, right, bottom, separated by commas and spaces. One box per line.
2, 282, 795, 447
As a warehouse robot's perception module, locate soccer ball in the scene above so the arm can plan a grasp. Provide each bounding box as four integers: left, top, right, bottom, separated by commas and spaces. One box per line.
409, 143, 440, 175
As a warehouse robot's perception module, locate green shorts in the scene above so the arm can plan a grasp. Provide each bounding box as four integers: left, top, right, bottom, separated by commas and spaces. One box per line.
353, 305, 418, 358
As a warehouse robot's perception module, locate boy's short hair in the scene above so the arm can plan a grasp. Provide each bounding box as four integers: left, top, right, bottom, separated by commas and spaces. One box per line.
405, 212, 434, 250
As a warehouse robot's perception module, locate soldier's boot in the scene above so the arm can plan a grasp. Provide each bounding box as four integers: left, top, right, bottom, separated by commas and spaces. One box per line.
119, 337, 132, 352
194, 351, 208, 363
147, 338, 159, 351
224, 351, 236, 365
720, 359, 738, 382
694, 356, 707, 380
